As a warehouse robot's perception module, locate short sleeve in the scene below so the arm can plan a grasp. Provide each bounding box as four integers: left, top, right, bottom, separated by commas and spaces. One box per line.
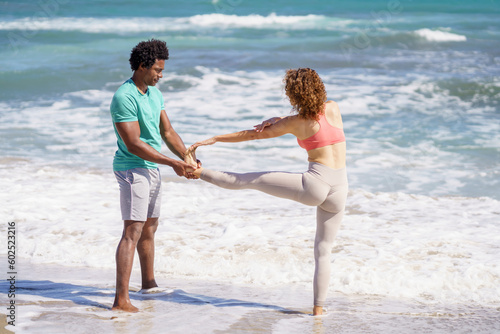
110, 92, 138, 123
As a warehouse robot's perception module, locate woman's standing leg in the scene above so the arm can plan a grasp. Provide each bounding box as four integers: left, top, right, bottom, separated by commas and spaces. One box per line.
313, 182, 348, 315
199, 166, 347, 315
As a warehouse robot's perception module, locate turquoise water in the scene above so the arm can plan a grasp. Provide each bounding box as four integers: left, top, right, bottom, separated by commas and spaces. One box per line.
1, 0, 499, 198
1, 3, 500, 332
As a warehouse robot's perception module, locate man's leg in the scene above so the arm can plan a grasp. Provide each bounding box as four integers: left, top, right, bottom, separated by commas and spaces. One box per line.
112, 220, 145, 312
137, 217, 159, 290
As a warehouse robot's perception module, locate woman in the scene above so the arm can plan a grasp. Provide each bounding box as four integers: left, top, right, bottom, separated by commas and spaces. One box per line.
186, 68, 348, 316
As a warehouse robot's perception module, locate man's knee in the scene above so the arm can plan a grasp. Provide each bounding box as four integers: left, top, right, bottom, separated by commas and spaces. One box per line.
123, 220, 146, 241
145, 217, 159, 232
135, 218, 157, 242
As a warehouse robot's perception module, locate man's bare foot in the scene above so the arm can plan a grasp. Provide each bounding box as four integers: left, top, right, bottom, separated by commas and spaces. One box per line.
141, 280, 159, 290
112, 301, 139, 313
313, 305, 323, 316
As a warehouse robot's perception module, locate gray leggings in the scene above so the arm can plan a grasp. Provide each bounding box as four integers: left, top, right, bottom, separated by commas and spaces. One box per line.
200, 162, 348, 307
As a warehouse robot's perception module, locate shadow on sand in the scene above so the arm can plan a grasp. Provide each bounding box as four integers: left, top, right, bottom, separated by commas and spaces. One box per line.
1, 279, 305, 315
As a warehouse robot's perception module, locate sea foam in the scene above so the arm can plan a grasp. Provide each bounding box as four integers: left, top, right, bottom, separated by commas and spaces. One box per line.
0, 14, 348, 33
2, 161, 499, 307
414, 28, 467, 42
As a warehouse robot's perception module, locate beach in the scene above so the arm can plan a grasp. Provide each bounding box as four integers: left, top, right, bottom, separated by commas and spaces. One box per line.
1, 0, 499, 332
2, 256, 500, 333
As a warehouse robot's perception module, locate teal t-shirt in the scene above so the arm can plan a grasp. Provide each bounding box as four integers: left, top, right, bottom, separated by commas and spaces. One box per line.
110, 79, 165, 171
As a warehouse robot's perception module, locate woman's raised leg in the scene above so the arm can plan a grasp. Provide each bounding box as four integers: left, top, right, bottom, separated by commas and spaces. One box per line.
200, 168, 305, 202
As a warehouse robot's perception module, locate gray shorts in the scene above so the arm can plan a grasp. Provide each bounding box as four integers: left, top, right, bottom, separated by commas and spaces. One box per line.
114, 168, 162, 221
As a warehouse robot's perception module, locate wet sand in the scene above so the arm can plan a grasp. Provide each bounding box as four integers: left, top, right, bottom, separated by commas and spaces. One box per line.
1, 257, 499, 333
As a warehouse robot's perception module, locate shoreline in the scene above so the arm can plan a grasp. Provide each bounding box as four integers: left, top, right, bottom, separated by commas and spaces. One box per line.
1, 257, 499, 333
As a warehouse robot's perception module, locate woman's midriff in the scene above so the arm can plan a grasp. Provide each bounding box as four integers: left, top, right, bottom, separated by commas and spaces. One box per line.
306, 142, 346, 169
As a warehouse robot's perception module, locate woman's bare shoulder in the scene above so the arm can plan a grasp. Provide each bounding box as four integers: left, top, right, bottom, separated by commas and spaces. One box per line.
279, 114, 301, 125
326, 100, 339, 110
326, 100, 342, 117
280, 114, 309, 137
325, 100, 343, 127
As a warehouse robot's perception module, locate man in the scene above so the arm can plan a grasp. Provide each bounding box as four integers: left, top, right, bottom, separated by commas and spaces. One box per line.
110, 39, 198, 312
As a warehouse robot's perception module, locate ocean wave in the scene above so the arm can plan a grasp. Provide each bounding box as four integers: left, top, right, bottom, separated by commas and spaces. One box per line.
414, 28, 467, 42
336, 28, 468, 53
1, 67, 498, 199
0, 13, 351, 33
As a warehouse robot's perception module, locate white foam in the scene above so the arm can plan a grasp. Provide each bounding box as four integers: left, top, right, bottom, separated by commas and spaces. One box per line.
414, 28, 467, 42
187, 13, 331, 29
0, 14, 348, 33
1, 161, 499, 307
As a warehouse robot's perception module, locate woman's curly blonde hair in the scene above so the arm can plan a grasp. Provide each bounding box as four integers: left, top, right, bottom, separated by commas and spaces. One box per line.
283, 68, 327, 120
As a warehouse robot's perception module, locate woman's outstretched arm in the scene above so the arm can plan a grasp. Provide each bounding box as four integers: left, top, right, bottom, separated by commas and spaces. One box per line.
189, 115, 297, 152
185, 115, 297, 177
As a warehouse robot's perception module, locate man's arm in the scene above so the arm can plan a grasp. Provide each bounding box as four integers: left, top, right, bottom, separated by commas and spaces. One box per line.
159, 110, 202, 170
115, 120, 195, 177
159, 110, 197, 161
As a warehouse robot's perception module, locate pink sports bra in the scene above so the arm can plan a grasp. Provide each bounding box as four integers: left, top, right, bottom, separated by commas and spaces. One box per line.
297, 113, 345, 151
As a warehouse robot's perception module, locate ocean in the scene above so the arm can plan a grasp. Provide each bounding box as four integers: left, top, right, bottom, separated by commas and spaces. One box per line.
1, 0, 499, 333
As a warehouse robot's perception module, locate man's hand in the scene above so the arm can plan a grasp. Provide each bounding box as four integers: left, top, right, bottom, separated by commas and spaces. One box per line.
172, 160, 197, 179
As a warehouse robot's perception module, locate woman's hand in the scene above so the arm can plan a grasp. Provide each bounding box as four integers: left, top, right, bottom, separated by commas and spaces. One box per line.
254, 117, 283, 132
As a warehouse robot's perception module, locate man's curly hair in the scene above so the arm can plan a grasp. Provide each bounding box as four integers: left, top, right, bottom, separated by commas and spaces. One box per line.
129, 39, 169, 71
283, 68, 327, 120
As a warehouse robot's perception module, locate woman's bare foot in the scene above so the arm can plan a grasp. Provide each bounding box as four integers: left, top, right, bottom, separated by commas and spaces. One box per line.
313, 305, 323, 316
112, 301, 139, 313
184, 148, 197, 174
184, 148, 196, 166
185, 147, 205, 177
193, 166, 203, 178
